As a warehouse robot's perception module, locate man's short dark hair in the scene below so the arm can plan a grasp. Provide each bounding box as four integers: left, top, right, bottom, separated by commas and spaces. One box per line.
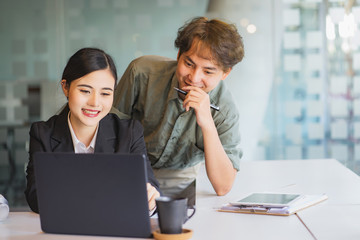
175, 16, 244, 71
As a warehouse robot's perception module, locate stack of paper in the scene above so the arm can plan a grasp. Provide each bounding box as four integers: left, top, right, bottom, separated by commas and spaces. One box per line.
218, 194, 328, 216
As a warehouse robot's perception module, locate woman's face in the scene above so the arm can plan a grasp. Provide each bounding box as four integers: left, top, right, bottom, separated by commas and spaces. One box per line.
61, 68, 115, 132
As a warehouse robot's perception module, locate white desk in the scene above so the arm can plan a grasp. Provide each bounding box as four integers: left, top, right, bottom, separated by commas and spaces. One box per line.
1, 159, 360, 239
187, 159, 360, 240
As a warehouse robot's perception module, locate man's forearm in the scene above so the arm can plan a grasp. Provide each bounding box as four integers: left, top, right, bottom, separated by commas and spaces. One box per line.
202, 123, 237, 196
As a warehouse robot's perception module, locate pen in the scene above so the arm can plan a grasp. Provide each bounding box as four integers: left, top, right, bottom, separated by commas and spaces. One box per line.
174, 87, 220, 111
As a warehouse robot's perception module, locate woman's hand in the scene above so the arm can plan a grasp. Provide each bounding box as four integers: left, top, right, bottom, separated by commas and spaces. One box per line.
147, 183, 160, 211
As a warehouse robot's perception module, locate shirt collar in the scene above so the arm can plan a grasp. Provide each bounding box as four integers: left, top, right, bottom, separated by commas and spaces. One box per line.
67, 111, 98, 153
167, 73, 181, 102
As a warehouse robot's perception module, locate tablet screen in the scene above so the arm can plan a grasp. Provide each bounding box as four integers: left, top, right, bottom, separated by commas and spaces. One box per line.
231, 193, 301, 207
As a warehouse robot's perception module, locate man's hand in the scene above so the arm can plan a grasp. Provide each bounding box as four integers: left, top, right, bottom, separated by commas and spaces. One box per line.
147, 183, 160, 211
181, 86, 213, 128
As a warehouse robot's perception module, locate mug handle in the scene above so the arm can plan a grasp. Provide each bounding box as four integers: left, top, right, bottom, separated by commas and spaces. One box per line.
184, 205, 196, 223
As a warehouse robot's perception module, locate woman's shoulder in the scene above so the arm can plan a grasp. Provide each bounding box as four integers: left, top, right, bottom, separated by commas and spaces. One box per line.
31, 115, 57, 129
30, 111, 67, 134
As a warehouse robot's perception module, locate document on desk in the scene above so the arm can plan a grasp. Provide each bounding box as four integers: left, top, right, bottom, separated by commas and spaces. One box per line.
218, 194, 328, 216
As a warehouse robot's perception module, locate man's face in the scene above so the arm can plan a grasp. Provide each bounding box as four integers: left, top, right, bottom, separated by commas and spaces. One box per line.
176, 40, 231, 94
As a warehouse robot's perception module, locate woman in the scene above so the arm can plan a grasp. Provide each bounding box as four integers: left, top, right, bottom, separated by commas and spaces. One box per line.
25, 48, 160, 213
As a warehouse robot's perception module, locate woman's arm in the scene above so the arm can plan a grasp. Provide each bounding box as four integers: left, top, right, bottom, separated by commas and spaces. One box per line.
129, 119, 161, 210
25, 123, 44, 213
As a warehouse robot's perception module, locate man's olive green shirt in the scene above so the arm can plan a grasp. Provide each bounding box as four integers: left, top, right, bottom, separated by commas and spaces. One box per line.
113, 55, 242, 171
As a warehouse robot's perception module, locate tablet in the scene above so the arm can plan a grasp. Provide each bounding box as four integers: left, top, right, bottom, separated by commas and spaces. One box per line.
230, 193, 302, 208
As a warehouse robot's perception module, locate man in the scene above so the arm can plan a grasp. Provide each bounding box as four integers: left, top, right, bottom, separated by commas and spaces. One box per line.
113, 17, 244, 201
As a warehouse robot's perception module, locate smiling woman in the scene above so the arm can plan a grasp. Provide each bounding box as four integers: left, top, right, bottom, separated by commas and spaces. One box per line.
24, 48, 161, 214
61, 69, 115, 146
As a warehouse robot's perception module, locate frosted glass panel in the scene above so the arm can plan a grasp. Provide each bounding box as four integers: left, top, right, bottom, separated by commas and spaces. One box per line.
354, 100, 360, 116
0, 150, 8, 166
330, 99, 348, 117
306, 31, 322, 48
331, 144, 348, 163
354, 53, 360, 70
353, 76, 360, 94
330, 121, 348, 139
13, 83, 27, 98
113, 0, 129, 8
283, 9, 300, 26
285, 101, 302, 117
14, 106, 28, 122
285, 146, 302, 159
330, 76, 348, 94
284, 54, 301, 71
306, 54, 322, 71
0, 84, 5, 99
354, 122, 360, 139
308, 123, 324, 140
329, 8, 345, 23
306, 77, 323, 95
355, 144, 360, 160
307, 146, 324, 159
286, 124, 302, 143
0, 108, 6, 120
283, 32, 301, 49
307, 100, 323, 117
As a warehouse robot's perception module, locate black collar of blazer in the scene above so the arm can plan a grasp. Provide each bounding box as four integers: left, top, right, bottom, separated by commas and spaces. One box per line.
50, 106, 117, 153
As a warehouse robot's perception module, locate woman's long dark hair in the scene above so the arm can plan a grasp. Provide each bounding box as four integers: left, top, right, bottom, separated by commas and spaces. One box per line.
62, 47, 117, 86
59, 47, 117, 114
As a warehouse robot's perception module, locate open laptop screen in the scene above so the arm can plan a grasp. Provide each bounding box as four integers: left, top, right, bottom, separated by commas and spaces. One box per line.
34, 152, 151, 238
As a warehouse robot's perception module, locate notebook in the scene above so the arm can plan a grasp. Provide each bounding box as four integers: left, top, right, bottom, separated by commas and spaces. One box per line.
33, 152, 152, 238
218, 194, 328, 216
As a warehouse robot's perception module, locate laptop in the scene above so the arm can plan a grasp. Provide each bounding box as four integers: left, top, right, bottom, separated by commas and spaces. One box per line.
33, 152, 152, 238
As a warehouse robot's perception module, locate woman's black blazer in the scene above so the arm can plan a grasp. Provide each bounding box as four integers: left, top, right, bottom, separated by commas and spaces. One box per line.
25, 107, 160, 213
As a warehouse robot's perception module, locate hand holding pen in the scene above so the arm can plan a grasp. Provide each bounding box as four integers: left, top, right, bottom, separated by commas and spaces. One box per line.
174, 87, 220, 111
